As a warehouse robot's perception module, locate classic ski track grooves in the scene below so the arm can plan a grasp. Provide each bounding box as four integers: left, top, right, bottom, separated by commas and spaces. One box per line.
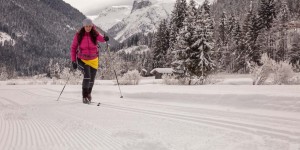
21, 88, 300, 143
0, 96, 21, 106
55, 107, 124, 149
0, 93, 123, 149
2, 87, 300, 149
99, 104, 300, 142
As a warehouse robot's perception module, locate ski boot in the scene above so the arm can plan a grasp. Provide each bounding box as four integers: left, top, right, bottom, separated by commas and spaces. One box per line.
87, 88, 92, 102
82, 88, 91, 104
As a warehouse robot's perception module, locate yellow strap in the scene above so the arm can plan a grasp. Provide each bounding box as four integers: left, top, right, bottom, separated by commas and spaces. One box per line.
81, 57, 99, 69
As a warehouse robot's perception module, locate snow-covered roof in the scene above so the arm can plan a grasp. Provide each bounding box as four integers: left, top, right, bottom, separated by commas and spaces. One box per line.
150, 68, 173, 74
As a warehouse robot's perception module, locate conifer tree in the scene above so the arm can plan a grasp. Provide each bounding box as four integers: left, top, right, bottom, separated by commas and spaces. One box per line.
153, 19, 169, 68
243, 2, 261, 66
289, 43, 300, 70
233, 21, 248, 73
228, 15, 237, 35
190, 1, 215, 83
218, 12, 229, 46
257, 0, 277, 30
171, 0, 196, 80
276, 1, 290, 61
217, 11, 230, 71
167, 0, 188, 67
255, 0, 278, 63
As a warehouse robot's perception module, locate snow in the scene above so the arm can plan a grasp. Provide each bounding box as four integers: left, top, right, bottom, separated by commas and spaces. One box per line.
0, 76, 300, 150
110, 0, 216, 42
87, 15, 98, 20
117, 45, 150, 54
0, 32, 16, 46
113, 2, 173, 42
150, 68, 173, 74
66, 24, 75, 30
92, 0, 215, 41
93, 5, 132, 31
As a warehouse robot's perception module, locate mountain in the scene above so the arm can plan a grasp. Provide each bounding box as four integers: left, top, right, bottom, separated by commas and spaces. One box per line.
0, 0, 117, 77
93, 5, 132, 31
107, 0, 174, 42
131, 0, 152, 13
0, 0, 83, 76
101, 0, 215, 42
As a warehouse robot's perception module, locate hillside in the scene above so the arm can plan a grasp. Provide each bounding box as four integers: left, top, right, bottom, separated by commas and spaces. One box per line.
0, 0, 118, 77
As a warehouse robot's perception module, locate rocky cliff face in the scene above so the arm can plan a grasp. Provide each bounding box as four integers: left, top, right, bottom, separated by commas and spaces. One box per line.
131, 0, 152, 13
107, 0, 174, 42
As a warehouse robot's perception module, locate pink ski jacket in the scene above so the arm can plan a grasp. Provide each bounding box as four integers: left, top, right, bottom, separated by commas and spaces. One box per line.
70, 32, 105, 62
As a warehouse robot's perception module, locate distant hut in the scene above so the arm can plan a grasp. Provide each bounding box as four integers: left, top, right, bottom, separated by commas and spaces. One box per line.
150, 68, 173, 79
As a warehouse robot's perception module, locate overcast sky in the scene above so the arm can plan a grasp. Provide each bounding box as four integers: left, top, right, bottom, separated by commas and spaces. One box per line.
63, 0, 210, 16
63, 0, 134, 16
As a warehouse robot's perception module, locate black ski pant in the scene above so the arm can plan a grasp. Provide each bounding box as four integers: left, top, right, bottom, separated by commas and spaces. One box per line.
77, 59, 97, 90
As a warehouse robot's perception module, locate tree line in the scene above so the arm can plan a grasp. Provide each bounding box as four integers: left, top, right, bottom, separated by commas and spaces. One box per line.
114, 0, 300, 84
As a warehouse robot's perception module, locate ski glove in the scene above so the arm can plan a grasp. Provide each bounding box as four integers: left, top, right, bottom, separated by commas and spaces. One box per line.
72, 62, 77, 70
104, 35, 109, 41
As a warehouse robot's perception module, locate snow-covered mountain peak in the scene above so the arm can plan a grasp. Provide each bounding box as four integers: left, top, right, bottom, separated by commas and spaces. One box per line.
108, 1, 174, 42
131, 0, 152, 13
93, 0, 215, 41
93, 5, 132, 31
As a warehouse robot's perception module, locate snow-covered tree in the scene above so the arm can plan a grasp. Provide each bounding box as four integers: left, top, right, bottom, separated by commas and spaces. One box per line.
273, 60, 294, 85
217, 11, 231, 71
189, 1, 215, 83
153, 19, 170, 68
167, 0, 188, 67
0, 66, 9, 81
218, 12, 229, 46
275, 1, 290, 61
257, 0, 277, 30
171, 0, 197, 82
228, 15, 237, 35
232, 20, 248, 73
48, 59, 61, 79
289, 43, 300, 70
243, 2, 261, 66
119, 70, 141, 85
251, 53, 275, 85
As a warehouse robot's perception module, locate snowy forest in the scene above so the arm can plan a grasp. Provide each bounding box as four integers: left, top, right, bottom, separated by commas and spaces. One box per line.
106, 0, 300, 84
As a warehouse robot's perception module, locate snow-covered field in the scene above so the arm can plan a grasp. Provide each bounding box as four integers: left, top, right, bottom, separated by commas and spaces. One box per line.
0, 77, 300, 150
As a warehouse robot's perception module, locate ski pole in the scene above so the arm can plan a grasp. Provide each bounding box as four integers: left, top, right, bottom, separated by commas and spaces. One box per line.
105, 41, 123, 98
57, 67, 75, 101
57, 75, 71, 101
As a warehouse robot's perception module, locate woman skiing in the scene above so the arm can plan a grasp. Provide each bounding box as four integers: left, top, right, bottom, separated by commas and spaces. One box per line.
70, 18, 109, 104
